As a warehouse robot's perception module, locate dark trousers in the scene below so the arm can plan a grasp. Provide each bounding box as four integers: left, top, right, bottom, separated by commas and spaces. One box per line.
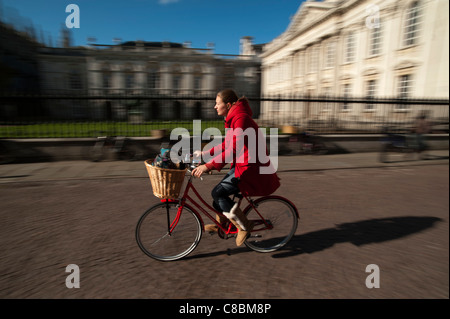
211, 167, 240, 213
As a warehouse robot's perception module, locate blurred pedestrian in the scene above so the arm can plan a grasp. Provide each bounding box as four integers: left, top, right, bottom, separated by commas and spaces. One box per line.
413, 112, 431, 158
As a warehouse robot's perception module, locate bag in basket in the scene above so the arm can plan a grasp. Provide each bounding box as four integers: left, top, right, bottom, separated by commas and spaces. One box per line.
145, 148, 187, 199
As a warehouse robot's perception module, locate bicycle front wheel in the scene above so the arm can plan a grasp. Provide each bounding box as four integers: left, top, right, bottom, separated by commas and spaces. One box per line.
244, 196, 298, 253
136, 202, 202, 262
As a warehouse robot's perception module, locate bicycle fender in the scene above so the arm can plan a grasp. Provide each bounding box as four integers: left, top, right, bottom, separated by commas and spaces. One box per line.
243, 195, 299, 219
158, 200, 206, 231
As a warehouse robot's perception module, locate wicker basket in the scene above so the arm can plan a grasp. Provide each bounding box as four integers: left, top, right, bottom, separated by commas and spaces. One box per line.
145, 159, 187, 199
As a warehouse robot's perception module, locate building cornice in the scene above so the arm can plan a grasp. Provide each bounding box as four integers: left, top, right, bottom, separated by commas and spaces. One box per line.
261, 0, 368, 58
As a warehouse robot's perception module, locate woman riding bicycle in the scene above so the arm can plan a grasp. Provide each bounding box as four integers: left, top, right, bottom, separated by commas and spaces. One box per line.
192, 89, 280, 246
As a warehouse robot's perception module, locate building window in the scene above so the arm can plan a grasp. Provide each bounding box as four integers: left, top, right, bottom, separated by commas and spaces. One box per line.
306, 47, 312, 73
147, 67, 159, 90
325, 40, 335, 68
101, 63, 111, 90
102, 73, 111, 89
224, 64, 234, 88
342, 83, 352, 110
397, 74, 413, 109
398, 74, 412, 98
192, 65, 203, 93
305, 49, 310, 73
369, 22, 382, 56
365, 80, 377, 110
322, 87, 332, 111
125, 74, 134, 89
345, 31, 356, 63
404, 1, 422, 47
194, 75, 202, 92
307, 46, 319, 73
311, 45, 319, 72
297, 52, 305, 76
398, 74, 413, 98
172, 75, 181, 94
69, 71, 82, 90
272, 99, 280, 113
123, 64, 134, 91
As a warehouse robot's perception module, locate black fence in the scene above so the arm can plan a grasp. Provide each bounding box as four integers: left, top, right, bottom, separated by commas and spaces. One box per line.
257, 95, 449, 134
0, 92, 448, 138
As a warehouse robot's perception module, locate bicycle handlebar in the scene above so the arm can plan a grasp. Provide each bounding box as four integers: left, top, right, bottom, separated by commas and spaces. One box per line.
183, 153, 205, 180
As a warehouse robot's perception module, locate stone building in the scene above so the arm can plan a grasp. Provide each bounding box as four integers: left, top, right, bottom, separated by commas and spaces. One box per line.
37, 32, 261, 121
260, 0, 449, 130
0, 22, 42, 120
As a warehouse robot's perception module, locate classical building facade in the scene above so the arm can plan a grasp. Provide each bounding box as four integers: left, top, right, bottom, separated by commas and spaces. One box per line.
0, 22, 42, 120
260, 0, 449, 130
37, 34, 261, 121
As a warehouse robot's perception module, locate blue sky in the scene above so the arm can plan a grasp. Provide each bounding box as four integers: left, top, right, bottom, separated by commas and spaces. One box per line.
1, 0, 304, 55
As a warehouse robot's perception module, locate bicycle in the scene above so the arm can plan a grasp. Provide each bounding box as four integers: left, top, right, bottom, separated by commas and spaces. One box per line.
379, 127, 426, 163
285, 131, 328, 155
89, 131, 141, 162
136, 159, 299, 262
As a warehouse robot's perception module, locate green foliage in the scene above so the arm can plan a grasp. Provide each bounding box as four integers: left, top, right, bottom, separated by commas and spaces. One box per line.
0, 121, 225, 138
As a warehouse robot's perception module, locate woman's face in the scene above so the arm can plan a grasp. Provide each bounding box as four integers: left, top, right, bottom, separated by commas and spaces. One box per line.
214, 95, 229, 117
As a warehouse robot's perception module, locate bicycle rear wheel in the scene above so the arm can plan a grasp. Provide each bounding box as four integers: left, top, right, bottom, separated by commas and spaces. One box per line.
136, 202, 202, 261
244, 196, 298, 253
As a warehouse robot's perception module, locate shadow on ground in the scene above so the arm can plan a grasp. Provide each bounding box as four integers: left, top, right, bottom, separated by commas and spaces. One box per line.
272, 216, 442, 258
185, 216, 442, 260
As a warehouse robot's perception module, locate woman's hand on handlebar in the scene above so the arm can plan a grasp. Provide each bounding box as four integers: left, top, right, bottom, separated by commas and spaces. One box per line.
191, 164, 210, 178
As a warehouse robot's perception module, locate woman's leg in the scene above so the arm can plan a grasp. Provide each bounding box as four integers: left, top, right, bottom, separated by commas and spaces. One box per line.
211, 167, 240, 213
210, 167, 254, 246
204, 167, 240, 233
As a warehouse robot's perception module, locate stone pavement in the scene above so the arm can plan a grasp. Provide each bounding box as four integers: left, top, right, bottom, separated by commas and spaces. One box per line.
0, 150, 448, 301
0, 150, 448, 183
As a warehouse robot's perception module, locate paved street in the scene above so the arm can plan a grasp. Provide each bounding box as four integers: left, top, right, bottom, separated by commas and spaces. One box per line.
0, 151, 448, 300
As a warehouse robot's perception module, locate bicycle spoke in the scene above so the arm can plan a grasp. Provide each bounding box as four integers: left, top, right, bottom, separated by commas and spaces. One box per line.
150, 232, 171, 247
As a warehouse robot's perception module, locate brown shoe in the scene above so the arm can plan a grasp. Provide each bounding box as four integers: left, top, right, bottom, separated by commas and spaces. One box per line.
224, 204, 254, 246
204, 214, 227, 233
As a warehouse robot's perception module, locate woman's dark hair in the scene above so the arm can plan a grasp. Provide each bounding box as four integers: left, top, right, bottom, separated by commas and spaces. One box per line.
217, 89, 248, 105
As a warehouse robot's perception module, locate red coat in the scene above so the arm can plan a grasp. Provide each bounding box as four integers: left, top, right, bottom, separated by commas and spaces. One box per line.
205, 99, 280, 196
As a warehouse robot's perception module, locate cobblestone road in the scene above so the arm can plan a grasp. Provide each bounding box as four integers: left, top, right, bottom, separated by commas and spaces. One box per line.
0, 153, 448, 300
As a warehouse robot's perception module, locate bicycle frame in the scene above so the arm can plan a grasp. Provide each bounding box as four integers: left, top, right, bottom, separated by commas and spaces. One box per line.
164, 173, 274, 236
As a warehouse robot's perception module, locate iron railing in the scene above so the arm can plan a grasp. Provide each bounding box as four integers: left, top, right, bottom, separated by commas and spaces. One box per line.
0, 92, 448, 138
257, 95, 449, 134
